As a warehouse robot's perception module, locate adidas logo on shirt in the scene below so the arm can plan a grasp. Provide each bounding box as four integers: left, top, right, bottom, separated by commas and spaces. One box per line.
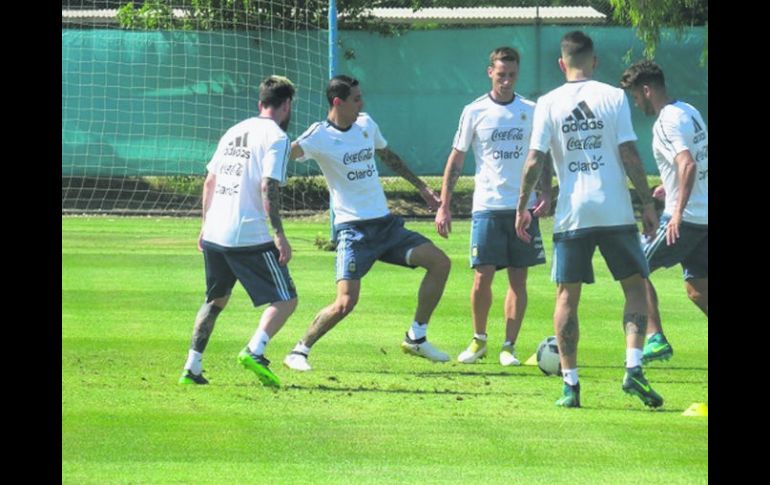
561, 101, 604, 133
223, 132, 251, 158
692, 117, 706, 143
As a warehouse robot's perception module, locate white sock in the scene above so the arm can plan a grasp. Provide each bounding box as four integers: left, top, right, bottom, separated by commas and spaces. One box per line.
626, 348, 643, 368
502, 340, 512, 347
408, 321, 427, 340
248, 329, 270, 356
562, 368, 579, 386
293, 341, 311, 355
474, 333, 488, 341
184, 350, 203, 375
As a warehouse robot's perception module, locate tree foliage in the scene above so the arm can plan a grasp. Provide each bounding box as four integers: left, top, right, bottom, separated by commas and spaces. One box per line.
608, 0, 707, 62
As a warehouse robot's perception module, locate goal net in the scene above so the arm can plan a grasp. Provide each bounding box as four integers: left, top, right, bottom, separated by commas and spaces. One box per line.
62, 1, 329, 215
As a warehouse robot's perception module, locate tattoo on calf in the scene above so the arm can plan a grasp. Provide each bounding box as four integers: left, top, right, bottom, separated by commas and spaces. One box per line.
623, 312, 648, 336
558, 316, 579, 358
191, 303, 223, 352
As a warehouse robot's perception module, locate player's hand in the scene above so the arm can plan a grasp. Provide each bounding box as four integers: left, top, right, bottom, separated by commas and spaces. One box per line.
652, 185, 666, 201
435, 205, 452, 238
420, 187, 441, 212
197, 229, 204, 252
532, 192, 551, 217
641, 204, 658, 240
516, 209, 533, 243
274, 232, 292, 265
666, 212, 682, 246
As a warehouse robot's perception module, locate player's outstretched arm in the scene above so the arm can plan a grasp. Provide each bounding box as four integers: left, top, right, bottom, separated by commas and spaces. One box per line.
435, 148, 466, 238
618, 141, 658, 238
376, 147, 440, 210
262, 177, 292, 265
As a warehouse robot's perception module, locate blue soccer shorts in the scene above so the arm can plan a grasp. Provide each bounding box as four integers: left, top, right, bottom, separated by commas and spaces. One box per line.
334, 214, 431, 281
201, 240, 296, 307
470, 209, 546, 270
551, 226, 650, 284
643, 214, 708, 280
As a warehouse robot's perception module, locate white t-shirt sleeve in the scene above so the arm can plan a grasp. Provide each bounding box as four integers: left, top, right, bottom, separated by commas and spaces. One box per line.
295, 122, 322, 162
262, 134, 291, 185
452, 106, 474, 152
616, 93, 638, 144
658, 112, 691, 156
368, 116, 388, 149
205, 138, 226, 173
529, 97, 552, 153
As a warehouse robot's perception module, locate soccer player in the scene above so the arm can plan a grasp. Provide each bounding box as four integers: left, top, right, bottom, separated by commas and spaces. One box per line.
515, 31, 663, 408
179, 75, 298, 388
435, 46, 551, 366
620, 59, 708, 363
283, 74, 452, 371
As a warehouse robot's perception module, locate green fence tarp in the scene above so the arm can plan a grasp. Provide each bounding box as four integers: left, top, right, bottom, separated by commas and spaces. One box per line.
62, 26, 706, 177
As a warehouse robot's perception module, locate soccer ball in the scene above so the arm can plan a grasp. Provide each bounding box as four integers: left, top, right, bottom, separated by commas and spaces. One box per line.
536, 336, 561, 376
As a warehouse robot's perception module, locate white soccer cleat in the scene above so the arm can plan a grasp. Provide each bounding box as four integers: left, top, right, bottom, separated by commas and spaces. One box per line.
400, 334, 450, 362
499, 344, 520, 366
283, 352, 312, 371
457, 337, 488, 364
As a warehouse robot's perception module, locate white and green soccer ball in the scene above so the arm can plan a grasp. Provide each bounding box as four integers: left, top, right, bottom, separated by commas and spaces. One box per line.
536, 336, 561, 376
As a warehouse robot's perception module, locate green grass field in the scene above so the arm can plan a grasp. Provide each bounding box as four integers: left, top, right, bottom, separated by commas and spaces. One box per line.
62, 216, 707, 484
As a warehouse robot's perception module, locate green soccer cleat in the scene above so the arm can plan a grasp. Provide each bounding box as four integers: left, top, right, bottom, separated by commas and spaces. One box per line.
642, 334, 674, 363
238, 348, 281, 388
178, 370, 209, 385
556, 382, 581, 408
457, 337, 488, 364
622, 366, 664, 408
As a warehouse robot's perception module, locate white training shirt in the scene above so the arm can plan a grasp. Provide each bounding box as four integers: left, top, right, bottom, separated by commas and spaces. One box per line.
653, 101, 708, 225
202, 117, 290, 247
296, 112, 390, 224
530, 80, 638, 236
453, 93, 537, 212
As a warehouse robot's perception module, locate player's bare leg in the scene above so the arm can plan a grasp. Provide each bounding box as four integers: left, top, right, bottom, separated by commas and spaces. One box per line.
620, 274, 663, 408
554, 283, 581, 407
179, 295, 229, 384
458, 265, 494, 363
400, 242, 451, 362
500, 267, 528, 366
284, 281, 359, 371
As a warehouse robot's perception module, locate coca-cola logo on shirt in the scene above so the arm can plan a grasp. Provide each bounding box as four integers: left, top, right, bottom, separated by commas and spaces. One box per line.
342, 148, 374, 165
490, 128, 524, 142
566, 135, 602, 151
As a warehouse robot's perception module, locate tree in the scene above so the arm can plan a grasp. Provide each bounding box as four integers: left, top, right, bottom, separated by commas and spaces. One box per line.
608, 0, 707, 63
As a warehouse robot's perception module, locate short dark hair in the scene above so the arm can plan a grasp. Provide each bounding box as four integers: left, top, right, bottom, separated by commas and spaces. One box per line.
560, 31, 594, 62
620, 59, 666, 90
326, 75, 359, 106
259, 75, 295, 108
489, 46, 520, 66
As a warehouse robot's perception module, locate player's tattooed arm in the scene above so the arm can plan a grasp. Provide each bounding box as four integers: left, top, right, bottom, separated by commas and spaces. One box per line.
517, 149, 548, 213
376, 147, 428, 191
618, 141, 654, 206
262, 177, 284, 234
619, 141, 659, 237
